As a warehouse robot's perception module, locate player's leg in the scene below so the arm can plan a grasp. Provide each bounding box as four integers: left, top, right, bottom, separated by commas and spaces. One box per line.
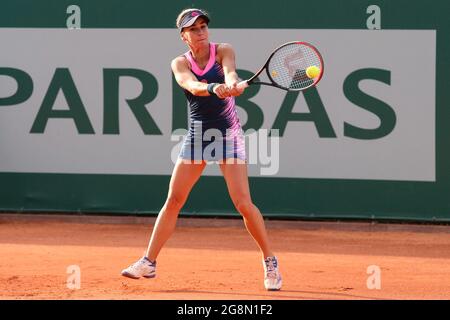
219, 159, 273, 258
145, 158, 206, 260
219, 159, 282, 290
121, 158, 206, 279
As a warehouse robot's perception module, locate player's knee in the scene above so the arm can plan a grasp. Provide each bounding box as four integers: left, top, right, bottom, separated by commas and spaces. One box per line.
165, 194, 184, 212
235, 199, 254, 217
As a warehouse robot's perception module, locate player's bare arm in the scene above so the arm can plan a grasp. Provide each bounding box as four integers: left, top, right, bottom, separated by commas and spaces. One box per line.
171, 56, 230, 99
218, 43, 244, 96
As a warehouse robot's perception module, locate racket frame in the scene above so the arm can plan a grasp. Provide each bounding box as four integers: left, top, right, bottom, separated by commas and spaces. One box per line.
240, 41, 324, 91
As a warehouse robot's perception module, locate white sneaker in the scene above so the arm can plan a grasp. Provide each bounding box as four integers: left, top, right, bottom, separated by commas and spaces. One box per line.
263, 256, 282, 291
121, 257, 156, 279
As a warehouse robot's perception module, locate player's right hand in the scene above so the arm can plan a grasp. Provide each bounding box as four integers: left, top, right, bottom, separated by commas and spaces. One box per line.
213, 83, 231, 99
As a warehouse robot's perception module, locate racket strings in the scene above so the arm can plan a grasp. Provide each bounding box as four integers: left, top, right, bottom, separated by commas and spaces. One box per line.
268, 43, 321, 90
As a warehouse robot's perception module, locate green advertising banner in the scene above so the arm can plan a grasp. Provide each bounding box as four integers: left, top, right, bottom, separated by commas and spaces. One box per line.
1, 0, 449, 221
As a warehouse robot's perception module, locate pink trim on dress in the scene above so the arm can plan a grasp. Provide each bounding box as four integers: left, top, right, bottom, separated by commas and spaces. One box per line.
184, 43, 216, 76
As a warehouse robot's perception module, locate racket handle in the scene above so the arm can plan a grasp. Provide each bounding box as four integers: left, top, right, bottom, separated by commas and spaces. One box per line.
237, 80, 249, 90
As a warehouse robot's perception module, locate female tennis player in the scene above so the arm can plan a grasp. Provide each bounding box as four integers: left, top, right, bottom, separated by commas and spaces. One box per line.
121, 8, 282, 291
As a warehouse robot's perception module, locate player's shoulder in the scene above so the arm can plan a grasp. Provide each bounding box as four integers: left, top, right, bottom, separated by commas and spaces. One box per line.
171, 55, 189, 71
216, 42, 235, 53
216, 43, 235, 60
171, 54, 188, 65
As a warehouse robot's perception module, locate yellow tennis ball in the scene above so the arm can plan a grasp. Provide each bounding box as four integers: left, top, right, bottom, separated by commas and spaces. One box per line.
271, 70, 278, 77
306, 66, 320, 79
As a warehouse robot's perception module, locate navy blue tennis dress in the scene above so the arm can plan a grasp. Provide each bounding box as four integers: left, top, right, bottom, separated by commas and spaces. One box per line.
178, 43, 246, 162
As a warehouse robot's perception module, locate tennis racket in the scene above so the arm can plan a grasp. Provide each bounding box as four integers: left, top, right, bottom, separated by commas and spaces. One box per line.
237, 41, 324, 91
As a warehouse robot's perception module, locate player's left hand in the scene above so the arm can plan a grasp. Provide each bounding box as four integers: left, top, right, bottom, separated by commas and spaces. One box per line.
227, 81, 245, 97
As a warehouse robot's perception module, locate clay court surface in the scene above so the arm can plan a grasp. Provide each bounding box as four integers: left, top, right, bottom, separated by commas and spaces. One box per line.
0, 213, 449, 300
